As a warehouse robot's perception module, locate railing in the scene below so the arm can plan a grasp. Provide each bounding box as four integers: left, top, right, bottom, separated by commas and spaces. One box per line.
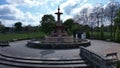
80, 46, 115, 68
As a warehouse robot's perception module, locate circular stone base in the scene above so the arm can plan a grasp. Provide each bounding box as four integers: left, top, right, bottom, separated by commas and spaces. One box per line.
26, 40, 91, 49
0, 42, 9, 47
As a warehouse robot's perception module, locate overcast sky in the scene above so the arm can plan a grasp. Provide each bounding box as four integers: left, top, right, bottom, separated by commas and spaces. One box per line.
0, 0, 120, 27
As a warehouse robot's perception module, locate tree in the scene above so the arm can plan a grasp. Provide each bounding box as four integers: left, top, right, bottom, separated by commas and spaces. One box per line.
109, 4, 117, 39
83, 25, 90, 38
71, 23, 82, 35
63, 18, 74, 34
100, 25, 104, 39
114, 9, 120, 29
23, 25, 33, 32
14, 22, 22, 32
93, 7, 104, 38
0, 21, 5, 33
105, 1, 120, 39
114, 26, 120, 42
114, 9, 120, 42
40, 14, 56, 34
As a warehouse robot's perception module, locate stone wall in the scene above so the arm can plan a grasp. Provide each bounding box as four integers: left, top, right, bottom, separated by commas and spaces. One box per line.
45, 36, 74, 43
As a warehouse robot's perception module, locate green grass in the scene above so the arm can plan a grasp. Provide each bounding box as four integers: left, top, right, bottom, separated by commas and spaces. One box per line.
0, 32, 45, 42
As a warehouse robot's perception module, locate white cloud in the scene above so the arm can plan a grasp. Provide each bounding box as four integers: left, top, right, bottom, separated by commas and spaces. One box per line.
5, 0, 88, 26
62, 15, 72, 22
6, 0, 65, 8
54, 0, 90, 21
6, 0, 46, 7
0, 4, 41, 27
6, 0, 24, 6
1, 0, 119, 27
0, 4, 23, 20
60, 0, 88, 14
21, 12, 42, 26
72, 3, 93, 15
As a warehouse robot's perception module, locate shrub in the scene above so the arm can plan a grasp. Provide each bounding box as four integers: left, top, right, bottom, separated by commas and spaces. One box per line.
114, 27, 120, 42
86, 31, 90, 39
100, 25, 104, 39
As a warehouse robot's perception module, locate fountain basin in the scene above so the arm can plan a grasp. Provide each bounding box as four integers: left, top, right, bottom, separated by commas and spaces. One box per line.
26, 39, 90, 49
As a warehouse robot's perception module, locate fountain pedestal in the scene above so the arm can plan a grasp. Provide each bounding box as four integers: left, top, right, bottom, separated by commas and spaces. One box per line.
45, 6, 74, 43
45, 36, 74, 43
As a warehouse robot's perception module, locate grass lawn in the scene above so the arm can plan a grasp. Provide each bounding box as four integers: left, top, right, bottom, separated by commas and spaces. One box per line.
0, 32, 45, 42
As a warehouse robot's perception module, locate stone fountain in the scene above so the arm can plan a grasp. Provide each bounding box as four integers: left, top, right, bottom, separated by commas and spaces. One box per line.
26, 6, 90, 49
45, 6, 73, 43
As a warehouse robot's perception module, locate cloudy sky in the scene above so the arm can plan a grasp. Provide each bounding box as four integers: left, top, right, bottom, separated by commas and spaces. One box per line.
0, 0, 120, 27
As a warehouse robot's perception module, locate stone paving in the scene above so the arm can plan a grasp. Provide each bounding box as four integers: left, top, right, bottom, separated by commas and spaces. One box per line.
0, 39, 120, 59
0, 39, 120, 68
0, 40, 80, 59
87, 40, 120, 60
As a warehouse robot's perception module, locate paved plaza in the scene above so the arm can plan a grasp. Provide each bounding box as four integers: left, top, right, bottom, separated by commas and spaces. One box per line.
0, 39, 120, 59
87, 40, 120, 59
0, 40, 80, 59
0, 39, 120, 68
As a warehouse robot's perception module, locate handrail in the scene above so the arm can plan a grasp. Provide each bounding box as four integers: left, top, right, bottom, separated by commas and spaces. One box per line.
80, 46, 115, 68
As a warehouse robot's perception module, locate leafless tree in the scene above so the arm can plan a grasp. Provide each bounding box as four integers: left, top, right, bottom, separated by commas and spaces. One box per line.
104, 1, 120, 39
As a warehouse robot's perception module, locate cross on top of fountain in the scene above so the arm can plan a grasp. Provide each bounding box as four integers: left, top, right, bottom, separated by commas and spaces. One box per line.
55, 6, 63, 26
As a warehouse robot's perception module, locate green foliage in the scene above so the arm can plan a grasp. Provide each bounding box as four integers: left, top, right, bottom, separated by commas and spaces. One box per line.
100, 25, 104, 39
0, 22, 5, 33
90, 32, 111, 39
114, 27, 120, 42
63, 18, 74, 32
40, 14, 55, 34
41, 14, 55, 24
14, 22, 22, 32
114, 9, 120, 29
41, 22, 55, 34
86, 30, 90, 38
83, 25, 90, 39
71, 23, 81, 34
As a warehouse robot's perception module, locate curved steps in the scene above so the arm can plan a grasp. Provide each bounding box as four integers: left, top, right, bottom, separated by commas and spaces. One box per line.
0, 54, 92, 68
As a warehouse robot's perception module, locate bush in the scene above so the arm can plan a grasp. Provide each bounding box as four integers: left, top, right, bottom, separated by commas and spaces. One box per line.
100, 25, 104, 39
86, 31, 90, 39
114, 27, 120, 42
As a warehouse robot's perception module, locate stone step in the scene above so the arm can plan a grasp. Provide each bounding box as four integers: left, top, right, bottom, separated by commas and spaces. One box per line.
0, 64, 18, 68
0, 55, 87, 64
0, 55, 92, 68
0, 58, 87, 65
0, 60, 90, 68
0, 53, 83, 61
